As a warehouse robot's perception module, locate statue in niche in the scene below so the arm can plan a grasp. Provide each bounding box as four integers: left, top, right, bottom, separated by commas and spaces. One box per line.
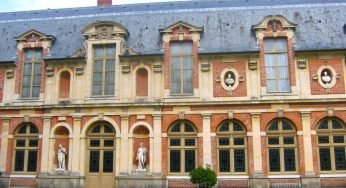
57, 144, 67, 170
321, 70, 332, 84
224, 72, 235, 88
136, 143, 147, 170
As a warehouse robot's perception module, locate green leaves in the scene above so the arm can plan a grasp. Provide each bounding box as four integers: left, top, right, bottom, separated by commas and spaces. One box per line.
189, 165, 217, 188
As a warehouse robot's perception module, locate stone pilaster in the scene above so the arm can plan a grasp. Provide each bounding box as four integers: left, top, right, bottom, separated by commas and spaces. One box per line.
201, 113, 212, 166
0, 118, 10, 173
120, 114, 129, 175
152, 114, 162, 174
251, 112, 262, 173
40, 116, 51, 173
301, 112, 314, 174
72, 115, 81, 174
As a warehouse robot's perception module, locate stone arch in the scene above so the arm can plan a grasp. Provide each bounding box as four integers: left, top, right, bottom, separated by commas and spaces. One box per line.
81, 116, 121, 137
50, 122, 73, 137
129, 121, 153, 137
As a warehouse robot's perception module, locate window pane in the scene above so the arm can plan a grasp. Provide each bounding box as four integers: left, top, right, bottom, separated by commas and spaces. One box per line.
318, 120, 328, 129
170, 44, 180, 55
105, 70, 114, 84
269, 148, 280, 172
104, 140, 114, 147
22, 75, 31, 86
105, 84, 114, 95
170, 139, 181, 146
283, 137, 294, 145
27, 150, 38, 172
106, 45, 116, 57
268, 121, 278, 131
268, 137, 279, 145
104, 125, 114, 133
318, 136, 329, 144
279, 79, 290, 92
171, 81, 181, 94
89, 151, 100, 172
183, 81, 193, 94
171, 68, 181, 83
282, 121, 293, 130
32, 86, 40, 97
18, 125, 27, 134
277, 54, 288, 66
92, 72, 102, 84
266, 80, 276, 92
170, 124, 180, 132
183, 69, 193, 83
90, 140, 100, 147
92, 84, 102, 95
94, 46, 103, 58
103, 151, 114, 172
30, 125, 38, 134
233, 123, 244, 131
266, 67, 276, 79
219, 150, 230, 172
219, 138, 230, 146
264, 39, 275, 52
284, 149, 296, 171
34, 63, 41, 74
185, 139, 195, 146
234, 149, 246, 172
22, 87, 30, 98
264, 55, 275, 67
333, 136, 344, 144
93, 60, 103, 72
170, 150, 180, 172
14, 150, 25, 171
184, 123, 194, 132
332, 120, 343, 129
24, 50, 33, 61
106, 60, 115, 71
182, 43, 192, 55
34, 50, 42, 61
234, 138, 245, 146
29, 140, 38, 147
171, 57, 180, 69
185, 150, 195, 172
183, 57, 193, 69
276, 39, 287, 51
219, 123, 229, 132
23, 63, 32, 75
334, 147, 346, 170
319, 148, 331, 171
16, 140, 26, 147
33, 75, 40, 86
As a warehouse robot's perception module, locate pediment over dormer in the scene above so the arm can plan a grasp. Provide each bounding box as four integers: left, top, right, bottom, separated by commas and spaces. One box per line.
252, 15, 297, 32
82, 21, 129, 40
15, 29, 55, 43
159, 21, 203, 34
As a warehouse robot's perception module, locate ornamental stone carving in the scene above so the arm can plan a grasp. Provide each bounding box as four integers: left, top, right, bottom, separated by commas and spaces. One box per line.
121, 63, 131, 74
312, 65, 340, 90
297, 59, 307, 69
153, 62, 162, 73
75, 66, 84, 75
201, 63, 210, 72
46, 67, 54, 77
248, 61, 258, 70
220, 68, 243, 92
95, 25, 114, 39
6, 69, 14, 79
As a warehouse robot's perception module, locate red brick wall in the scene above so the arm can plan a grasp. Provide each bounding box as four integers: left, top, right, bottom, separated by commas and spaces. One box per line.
309, 59, 345, 95
321, 178, 346, 187
213, 62, 247, 97
218, 180, 249, 188
168, 179, 196, 188
10, 178, 37, 186
97, 0, 112, 6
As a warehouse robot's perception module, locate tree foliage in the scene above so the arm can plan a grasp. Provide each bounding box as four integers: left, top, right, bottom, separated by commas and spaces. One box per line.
189, 165, 217, 188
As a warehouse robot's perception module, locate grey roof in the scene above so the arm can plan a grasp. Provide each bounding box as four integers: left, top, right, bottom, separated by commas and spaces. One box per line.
0, 0, 345, 61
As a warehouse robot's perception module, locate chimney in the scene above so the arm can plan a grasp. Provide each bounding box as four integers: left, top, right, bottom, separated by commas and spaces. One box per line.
97, 0, 112, 6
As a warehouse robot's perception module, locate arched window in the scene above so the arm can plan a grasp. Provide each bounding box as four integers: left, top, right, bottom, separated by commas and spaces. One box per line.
217, 120, 247, 174
266, 119, 297, 174
14, 123, 39, 173
59, 71, 71, 99
87, 121, 116, 173
317, 118, 346, 172
136, 68, 148, 97
168, 121, 197, 174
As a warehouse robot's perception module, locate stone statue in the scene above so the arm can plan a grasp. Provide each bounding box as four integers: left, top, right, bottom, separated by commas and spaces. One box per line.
321, 71, 332, 84
136, 143, 147, 170
57, 144, 66, 170
225, 73, 235, 87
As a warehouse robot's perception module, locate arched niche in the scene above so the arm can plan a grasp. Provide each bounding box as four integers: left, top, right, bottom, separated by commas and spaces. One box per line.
136, 68, 149, 97
59, 71, 71, 99
132, 126, 150, 171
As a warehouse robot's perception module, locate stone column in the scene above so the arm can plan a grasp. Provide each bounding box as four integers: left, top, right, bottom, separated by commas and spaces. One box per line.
201, 113, 212, 166
40, 116, 51, 173
152, 114, 162, 175
119, 114, 129, 175
0, 118, 10, 173
72, 115, 81, 174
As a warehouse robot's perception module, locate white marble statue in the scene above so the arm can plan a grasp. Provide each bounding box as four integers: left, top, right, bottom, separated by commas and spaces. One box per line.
321, 71, 331, 84
136, 143, 147, 170
57, 144, 67, 170
225, 73, 235, 87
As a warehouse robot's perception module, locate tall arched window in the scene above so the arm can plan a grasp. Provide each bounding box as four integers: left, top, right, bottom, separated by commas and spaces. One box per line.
217, 120, 247, 174
136, 68, 148, 97
317, 118, 346, 172
59, 71, 71, 99
13, 123, 39, 173
168, 121, 197, 174
87, 122, 116, 173
266, 119, 297, 174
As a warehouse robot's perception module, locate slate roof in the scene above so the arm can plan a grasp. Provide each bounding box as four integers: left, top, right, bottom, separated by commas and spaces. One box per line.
0, 0, 345, 61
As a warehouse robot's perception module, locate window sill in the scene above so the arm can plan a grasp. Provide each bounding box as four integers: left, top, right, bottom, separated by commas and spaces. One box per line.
262, 93, 296, 96
166, 176, 190, 179
218, 175, 249, 179
267, 175, 300, 178
320, 174, 346, 178
10, 174, 37, 178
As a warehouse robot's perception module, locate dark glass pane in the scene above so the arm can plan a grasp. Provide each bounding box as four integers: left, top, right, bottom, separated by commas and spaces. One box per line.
219, 138, 230, 146
27, 150, 37, 172
34, 63, 41, 75
104, 140, 114, 147
105, 45, 116, 57
91, 125, 101, 133
219, 123, 229, 132
94, 46, 103, 58
282, 121, 293, 130
184, 123, 195, 132
103, 151, 114, 172
234, 138, 245, 146
269, 148, 280, 172
318, 120, 328, 129
318, 136, 329, 144
21, 87, 30, 98
185, 139, 195, 146
268, 121, 278, 131
14, 150, 25, 171
18, 125, 27, 134
234, 149, 246, 172
104, 125, 114, 133
171, 82, 180, 94
233, 123, 244, 131
105, 83, 114, 95
92, 84, 102, 95
319, 148, 331, 171
183, 80, 193, 94
334, 147, 346, 170
185, 150, 195, 172
219, 150, 230, 172
32, 86, 40, 98
283, 137, 294, 145
29, 140, 38, 147
90, 140, 100, 147
30, 125, 38, 134
170, 124, 180, 132
332, 120, 343, 129
268, 137, 279, 145
16, 140, 26, 147
89, 151, 100, 172
170, 150, 180, 172
170, 139, 181, 146
284, 149, 296, 171
333, 136, 344, 143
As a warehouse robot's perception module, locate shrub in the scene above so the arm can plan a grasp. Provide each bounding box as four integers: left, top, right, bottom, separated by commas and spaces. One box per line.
189, 165, 217, 188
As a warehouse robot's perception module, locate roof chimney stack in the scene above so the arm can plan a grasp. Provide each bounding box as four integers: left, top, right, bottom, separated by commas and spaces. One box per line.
97, 0, 112, 6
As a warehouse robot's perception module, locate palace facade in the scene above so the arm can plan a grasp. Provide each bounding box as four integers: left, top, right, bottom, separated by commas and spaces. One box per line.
0, 0, 345, 187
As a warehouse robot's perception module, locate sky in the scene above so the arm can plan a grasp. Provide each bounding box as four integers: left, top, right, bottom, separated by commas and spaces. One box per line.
0, 0, 188, 12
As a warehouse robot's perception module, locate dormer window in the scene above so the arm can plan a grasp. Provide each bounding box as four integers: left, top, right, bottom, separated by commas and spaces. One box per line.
22, 49, 42, 98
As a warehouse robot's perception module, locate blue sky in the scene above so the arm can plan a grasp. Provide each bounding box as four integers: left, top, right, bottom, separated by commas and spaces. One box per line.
0, 0, 187, 12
